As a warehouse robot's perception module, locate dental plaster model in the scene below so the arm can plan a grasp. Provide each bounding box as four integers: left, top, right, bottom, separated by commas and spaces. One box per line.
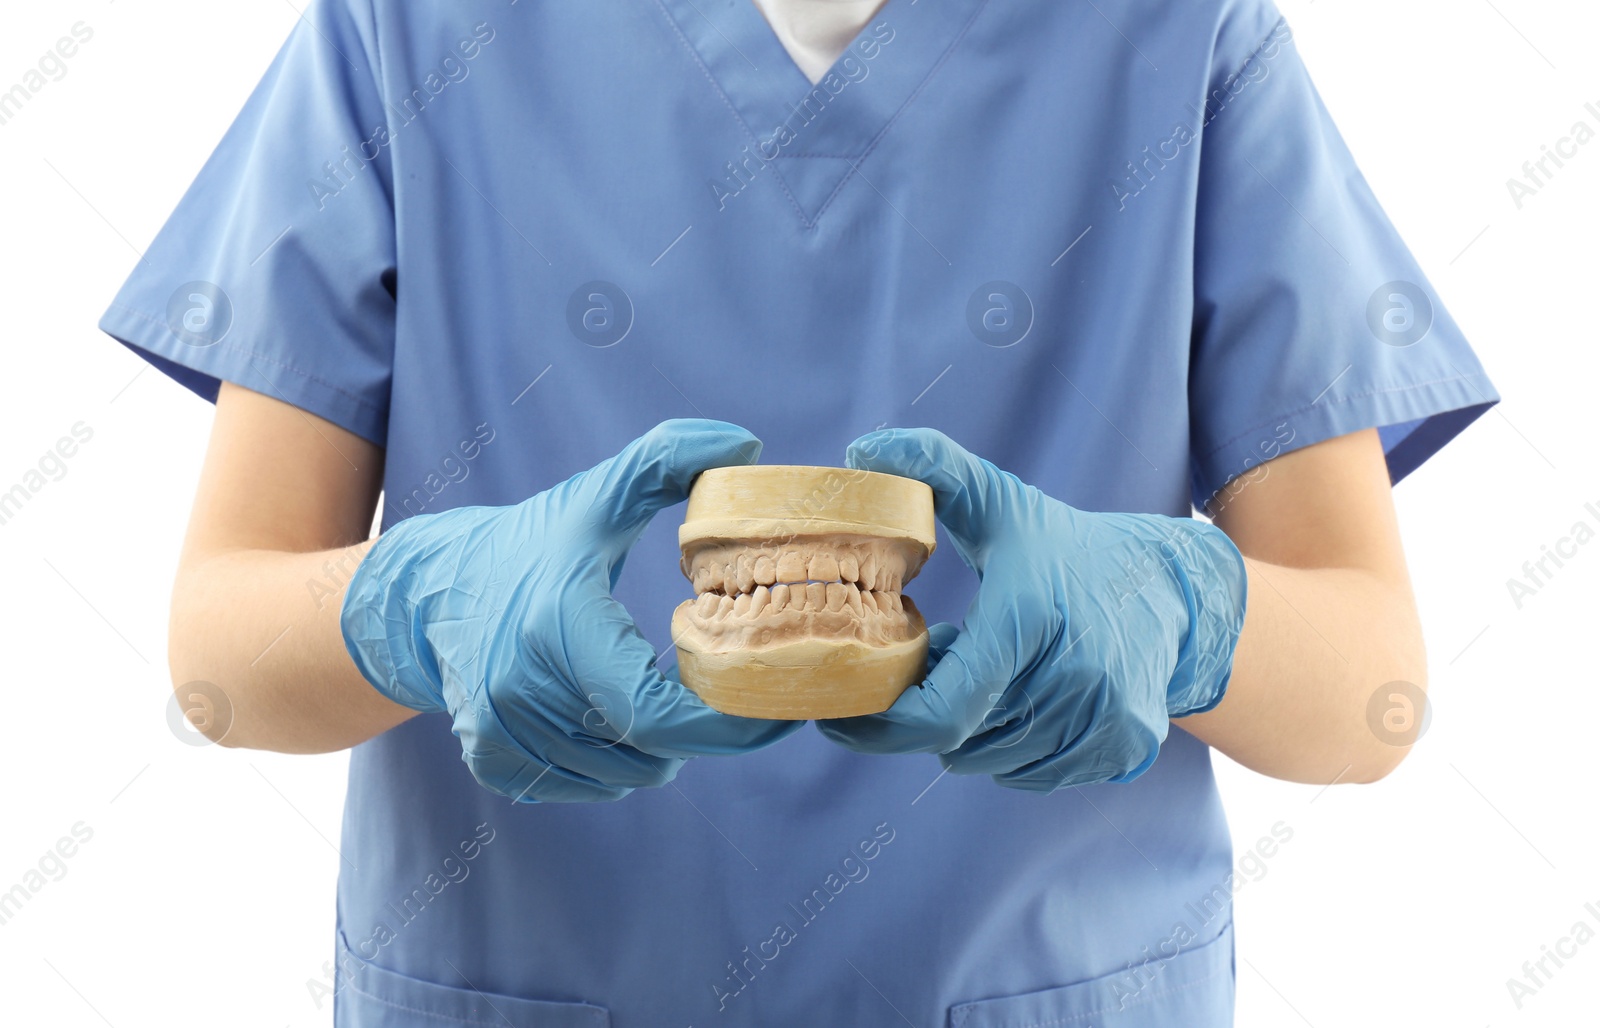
671, 465, 936, 719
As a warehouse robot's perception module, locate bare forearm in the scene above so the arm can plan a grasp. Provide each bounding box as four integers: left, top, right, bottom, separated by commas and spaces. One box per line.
170, 541, 416, 752
1177, 557, 1426, 785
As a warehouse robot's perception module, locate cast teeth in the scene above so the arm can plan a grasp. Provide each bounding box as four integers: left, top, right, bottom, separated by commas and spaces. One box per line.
809, 553, 840, 584
776, 551, 807, 584
683, 539, 917, 629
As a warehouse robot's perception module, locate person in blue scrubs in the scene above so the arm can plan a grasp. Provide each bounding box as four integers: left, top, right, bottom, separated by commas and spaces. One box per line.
101, 1, 1497, 1024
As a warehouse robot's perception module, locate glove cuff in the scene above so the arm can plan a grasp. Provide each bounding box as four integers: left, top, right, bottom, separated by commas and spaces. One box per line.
1155, 518, 1249, 718
339, 514, 452, 714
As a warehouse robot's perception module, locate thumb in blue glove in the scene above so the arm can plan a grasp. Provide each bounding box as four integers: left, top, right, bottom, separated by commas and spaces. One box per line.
341, 419, 802, 803
816, 428, 1247, 792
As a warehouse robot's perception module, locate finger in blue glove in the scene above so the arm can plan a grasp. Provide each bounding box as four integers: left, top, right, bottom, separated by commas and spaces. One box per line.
342, 419, 803, 803
816, 428, 1247, 793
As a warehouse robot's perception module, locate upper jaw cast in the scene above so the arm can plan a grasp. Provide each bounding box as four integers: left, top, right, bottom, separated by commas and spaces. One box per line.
685, 536, 911, 600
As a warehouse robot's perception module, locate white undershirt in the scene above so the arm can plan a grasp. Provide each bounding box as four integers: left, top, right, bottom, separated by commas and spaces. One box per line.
751, 0, 888, 84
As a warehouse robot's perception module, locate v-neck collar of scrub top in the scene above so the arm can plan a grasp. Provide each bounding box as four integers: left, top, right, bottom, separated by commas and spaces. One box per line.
654, 0, 991, 226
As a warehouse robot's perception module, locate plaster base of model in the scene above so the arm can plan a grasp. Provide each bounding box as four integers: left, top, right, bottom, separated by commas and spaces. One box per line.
671, 599, 927, 718
673, 465, 935, 720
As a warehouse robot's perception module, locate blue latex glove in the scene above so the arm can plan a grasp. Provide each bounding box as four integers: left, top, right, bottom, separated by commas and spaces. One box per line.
340, 420, 802, 803
817, 429, 1248, 791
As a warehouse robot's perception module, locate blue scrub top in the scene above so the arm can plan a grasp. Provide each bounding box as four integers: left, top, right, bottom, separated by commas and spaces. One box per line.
100, 0, 1497, 1024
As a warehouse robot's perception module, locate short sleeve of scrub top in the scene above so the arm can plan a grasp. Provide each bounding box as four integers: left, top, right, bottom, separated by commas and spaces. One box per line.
97, 0, 395, 446
1185, 8, 1497, 509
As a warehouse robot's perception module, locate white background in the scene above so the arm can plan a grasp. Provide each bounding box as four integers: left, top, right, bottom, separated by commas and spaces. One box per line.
0, 0, 1595, 1024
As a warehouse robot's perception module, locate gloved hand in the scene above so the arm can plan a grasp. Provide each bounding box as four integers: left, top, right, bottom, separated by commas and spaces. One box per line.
817, 429, 1248, 791
341, 419, 802, 802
